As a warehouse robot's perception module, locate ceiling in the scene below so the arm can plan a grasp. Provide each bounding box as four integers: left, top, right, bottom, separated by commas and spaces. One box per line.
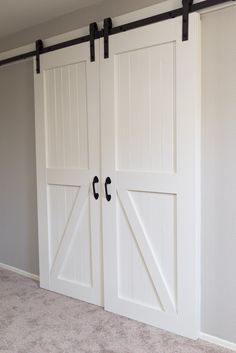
0, 0, 103, 39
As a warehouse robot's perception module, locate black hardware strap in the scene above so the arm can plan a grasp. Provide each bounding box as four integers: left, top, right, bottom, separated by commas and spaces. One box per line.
89, 22, 99, 62
35, 39, 43, 74
103, 18, 112, 59
182, 0, 193, 41
0, 0, 234, 68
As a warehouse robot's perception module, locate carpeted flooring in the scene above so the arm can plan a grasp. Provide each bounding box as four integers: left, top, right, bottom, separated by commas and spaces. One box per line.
0, 268, 233, 353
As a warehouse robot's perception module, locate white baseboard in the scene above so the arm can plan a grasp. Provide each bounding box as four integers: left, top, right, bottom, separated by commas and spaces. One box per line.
200, 332, 236, 352
0, 262, 39, 281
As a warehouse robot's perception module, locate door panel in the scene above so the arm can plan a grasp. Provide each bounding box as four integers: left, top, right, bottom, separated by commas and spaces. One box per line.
34, 42, 102, 306
34, 14, 201, 338
44, 63, 89, 170
116, 42, 175, 173
101, 14, 201, 338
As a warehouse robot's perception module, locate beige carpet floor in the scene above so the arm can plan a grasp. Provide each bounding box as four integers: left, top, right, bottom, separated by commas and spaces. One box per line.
0, 268, 233, 353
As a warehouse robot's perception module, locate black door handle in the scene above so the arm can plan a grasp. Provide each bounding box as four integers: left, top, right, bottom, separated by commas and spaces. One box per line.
92, 176, 99, 200
105, 177, 111, 201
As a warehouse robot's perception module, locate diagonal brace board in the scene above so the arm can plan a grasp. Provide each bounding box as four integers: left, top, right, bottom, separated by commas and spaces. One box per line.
118, 189, 176, 314
50, 186, 88, 279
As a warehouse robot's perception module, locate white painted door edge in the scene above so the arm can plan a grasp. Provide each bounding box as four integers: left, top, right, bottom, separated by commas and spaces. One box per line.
0, 262, 39, 281
0, 0, 235, 62
200, 332, 236, 352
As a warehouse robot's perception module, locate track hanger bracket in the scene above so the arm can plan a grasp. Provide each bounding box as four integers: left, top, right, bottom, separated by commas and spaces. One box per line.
182, 0, 193, 41
89, 22, 99, 62
35, 39, 43, 74
103, 18, 112, 59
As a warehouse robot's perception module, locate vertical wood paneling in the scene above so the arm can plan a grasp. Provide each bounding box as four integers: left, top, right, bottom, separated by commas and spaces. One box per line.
130, 191, 177, 305
130, 49, 150, 172
115, 53, 131, 170
117, 197, 163, 310
48, 184, 92, 287
61, 66, 71, 168
116, 42, 175, 172
44, 62, 89, 169
48, 185, 78, 267
60, 198, 92, 287
54, 67, 65, 167
45, 69, 57, 167
68, 65, 80, 168
77, 62, 89, 169
149, 43, 175, 172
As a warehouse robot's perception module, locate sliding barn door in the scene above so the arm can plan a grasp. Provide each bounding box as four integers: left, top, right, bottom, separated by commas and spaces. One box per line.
101, 14, 201, 338
34, 42, 102, 306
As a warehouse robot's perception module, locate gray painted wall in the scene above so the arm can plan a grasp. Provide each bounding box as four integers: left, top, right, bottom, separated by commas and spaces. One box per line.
0, 0, 163, 52
201, 8, 236, 342
0, 60, 39, 275
0, 1, 236, 343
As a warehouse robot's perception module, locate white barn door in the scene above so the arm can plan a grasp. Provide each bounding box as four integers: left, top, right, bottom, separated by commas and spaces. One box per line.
101, 14, 201, 338
34, 41, 102, 306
